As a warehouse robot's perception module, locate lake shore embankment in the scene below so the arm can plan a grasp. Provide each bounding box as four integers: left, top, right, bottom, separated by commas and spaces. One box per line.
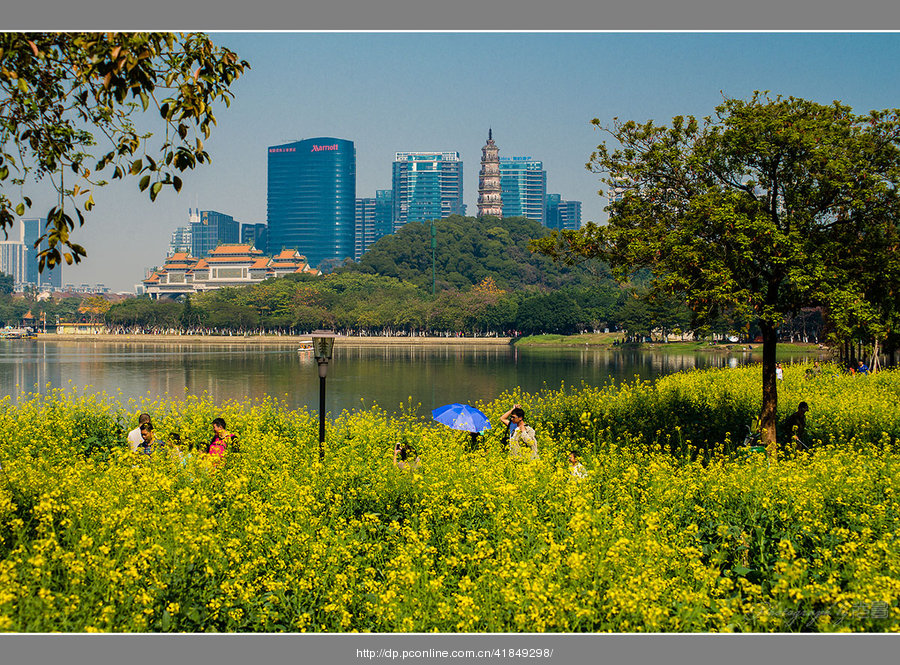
31, 333, 514, 346
28, 332, 830, 354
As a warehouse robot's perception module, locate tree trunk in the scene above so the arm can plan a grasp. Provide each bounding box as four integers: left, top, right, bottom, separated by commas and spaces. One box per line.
760, 321, 779, 452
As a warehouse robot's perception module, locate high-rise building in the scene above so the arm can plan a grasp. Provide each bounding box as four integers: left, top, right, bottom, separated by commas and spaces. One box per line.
267, 137, 356, 270
391, 152, 464, 230
499, 157, 546, 224
477, 129, 503, 218
545, 194, 561, 230
189, 209, 239, 259
240, 223, 268, 253
0, 220, 25, 285
168, 226, 192, 257
559, 200, 582, 230
22, 218, 62, 289
354, 190, 392, 260
545, 195, 582, 231
354, 199, 373, 261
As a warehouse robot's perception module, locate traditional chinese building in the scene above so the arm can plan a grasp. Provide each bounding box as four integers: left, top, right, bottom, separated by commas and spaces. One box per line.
142, 245, 320, 299
477, 129, 503, 218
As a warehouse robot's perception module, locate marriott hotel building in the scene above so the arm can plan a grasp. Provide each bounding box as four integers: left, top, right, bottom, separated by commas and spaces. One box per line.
267, 137, 356, 270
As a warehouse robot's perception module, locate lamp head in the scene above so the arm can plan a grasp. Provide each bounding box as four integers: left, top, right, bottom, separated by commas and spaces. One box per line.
311, 330, 336, 377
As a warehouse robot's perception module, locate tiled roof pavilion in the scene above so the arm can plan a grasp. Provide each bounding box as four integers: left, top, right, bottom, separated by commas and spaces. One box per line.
142, 245, 320, 298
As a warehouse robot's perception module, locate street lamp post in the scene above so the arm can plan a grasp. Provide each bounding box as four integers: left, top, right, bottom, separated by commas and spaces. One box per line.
311, 330, 336, 461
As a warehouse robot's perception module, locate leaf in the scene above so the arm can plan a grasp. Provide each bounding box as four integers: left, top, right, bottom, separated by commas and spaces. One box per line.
150, 181, 163, 201
15, 203, 25, 215
130, 159, 143, 175
139, 175, 151, 191
173, 176, 182, 192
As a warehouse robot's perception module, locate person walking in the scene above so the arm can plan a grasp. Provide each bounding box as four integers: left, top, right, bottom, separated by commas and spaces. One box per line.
500, 404, 538, 460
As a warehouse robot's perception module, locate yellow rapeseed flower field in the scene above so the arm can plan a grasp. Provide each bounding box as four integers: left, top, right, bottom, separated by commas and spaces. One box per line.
0, 363, 898, 632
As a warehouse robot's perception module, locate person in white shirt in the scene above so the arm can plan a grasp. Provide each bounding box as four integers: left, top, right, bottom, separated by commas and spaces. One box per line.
127, 413, 152, 452
568, 452, 587, 478
501, 404, 538, 460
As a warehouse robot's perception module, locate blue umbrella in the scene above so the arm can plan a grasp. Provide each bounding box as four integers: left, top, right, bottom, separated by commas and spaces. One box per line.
431, 403, 492, 434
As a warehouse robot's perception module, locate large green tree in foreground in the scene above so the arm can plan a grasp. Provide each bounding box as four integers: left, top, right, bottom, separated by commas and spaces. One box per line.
0, 32, 248, 270
534, 93, 900, 447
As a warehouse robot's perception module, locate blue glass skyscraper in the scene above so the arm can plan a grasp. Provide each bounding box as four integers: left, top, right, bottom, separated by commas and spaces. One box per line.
267, 137, 356, 270
391, 152, 464, 229
189, 209, 239, 258
545, 195, 582, 230
240, 223, 268, 253
499, 157, 547, 224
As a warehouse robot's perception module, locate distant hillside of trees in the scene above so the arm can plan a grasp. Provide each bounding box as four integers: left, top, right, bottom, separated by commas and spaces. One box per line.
345, 215, 605, 292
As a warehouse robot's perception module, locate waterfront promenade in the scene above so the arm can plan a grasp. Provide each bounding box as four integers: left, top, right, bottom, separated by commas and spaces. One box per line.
31, 333, 514, 346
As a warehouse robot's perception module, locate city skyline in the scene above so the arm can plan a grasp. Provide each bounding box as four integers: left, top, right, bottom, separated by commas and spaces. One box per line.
10, 32, 900, 291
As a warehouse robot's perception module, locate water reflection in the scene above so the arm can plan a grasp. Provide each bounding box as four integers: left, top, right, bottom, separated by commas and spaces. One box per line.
0, 340, 775, 417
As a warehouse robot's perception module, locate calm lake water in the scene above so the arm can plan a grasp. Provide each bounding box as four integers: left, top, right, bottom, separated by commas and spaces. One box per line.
1, 339, 778, 417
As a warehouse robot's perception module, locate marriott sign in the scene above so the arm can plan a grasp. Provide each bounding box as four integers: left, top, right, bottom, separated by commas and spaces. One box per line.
311, 144, 339, 152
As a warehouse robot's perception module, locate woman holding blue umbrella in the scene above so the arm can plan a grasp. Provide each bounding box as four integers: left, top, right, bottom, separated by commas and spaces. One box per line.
500, 404, 538, 460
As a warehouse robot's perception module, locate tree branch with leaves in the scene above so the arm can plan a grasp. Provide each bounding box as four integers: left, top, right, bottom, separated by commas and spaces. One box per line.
533, 92, 900, 449
0, 32, 249, 271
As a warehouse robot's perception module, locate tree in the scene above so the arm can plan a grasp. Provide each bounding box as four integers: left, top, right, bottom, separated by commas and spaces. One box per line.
78, 294, 110, 325
0, 272, 13, 295
515, 292, 581, 336
1, 33, 248, 270
179, 293, 198, 330
533, 93, 900, 447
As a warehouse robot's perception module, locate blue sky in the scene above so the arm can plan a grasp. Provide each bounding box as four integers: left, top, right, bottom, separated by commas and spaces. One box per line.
37, 32, 900, 292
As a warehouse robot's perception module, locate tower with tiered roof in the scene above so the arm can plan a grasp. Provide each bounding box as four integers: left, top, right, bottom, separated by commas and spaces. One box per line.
477, 129, 503, 218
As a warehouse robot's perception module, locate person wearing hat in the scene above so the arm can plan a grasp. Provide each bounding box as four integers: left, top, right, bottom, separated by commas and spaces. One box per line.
783, 402, 810, 451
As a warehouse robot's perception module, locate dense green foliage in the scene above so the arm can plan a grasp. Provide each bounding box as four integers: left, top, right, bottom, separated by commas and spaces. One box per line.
0, 290, 80, 329
0, 364, 898, 632
100, 224, 637, 336
534, 93, 900, 442
349, 215, 603, 292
